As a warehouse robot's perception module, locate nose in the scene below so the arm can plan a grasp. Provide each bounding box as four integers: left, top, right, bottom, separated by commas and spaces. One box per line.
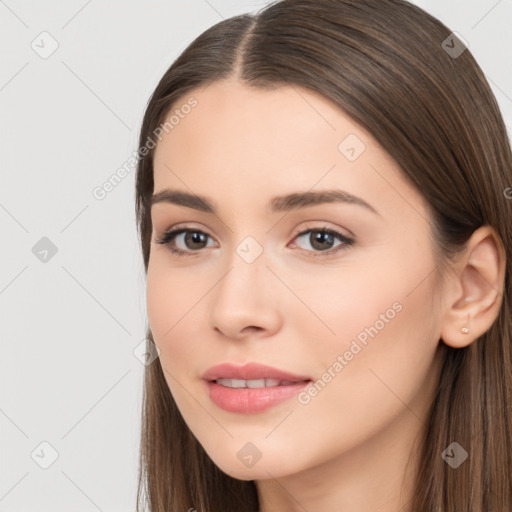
208, 245, 282, 341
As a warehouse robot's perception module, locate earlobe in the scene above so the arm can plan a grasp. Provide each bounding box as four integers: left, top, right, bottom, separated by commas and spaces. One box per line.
440, 226, 506, 349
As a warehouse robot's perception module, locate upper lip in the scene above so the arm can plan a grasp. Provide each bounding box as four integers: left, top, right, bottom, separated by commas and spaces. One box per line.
202, 362, 312, 382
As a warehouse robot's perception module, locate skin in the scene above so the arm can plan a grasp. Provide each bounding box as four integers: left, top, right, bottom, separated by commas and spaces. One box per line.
146, 78, 505, 512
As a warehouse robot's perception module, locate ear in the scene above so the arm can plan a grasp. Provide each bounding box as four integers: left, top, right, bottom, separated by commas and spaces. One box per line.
440, 225, 506, 348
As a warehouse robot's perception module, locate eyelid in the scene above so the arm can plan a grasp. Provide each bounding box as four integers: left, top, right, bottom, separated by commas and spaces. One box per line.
290, 221, 353, 239
153, 222, 214, 242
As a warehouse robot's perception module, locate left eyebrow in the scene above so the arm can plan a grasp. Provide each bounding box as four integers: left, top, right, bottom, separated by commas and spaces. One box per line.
270, 189, 381, 216
150, 188, 381, 217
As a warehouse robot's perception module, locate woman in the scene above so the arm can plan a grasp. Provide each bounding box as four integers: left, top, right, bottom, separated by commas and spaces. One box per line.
134, 0, 512, 510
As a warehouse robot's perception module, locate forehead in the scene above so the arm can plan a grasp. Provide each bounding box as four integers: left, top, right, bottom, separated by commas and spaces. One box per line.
154, 80, 362, 159
151, 80, 427, 221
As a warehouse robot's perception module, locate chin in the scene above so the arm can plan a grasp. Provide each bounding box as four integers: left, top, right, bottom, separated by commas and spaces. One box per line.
204, 447, 304, 481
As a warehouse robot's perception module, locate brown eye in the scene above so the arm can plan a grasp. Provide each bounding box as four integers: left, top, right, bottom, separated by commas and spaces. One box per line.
155, 228, 215, 255
291, 227, 354, 256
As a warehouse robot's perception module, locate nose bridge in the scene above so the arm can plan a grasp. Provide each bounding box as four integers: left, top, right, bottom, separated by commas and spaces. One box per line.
234, 233, 266, 267
208, 231, 281, 337
218, 233, 268, 299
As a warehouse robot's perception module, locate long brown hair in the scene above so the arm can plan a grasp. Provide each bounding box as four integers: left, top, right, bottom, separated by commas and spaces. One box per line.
135, 1, 512, 510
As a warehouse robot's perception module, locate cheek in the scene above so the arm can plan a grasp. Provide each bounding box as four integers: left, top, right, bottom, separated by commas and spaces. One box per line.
146, 259, 185, 355
146, 259, 171, 342
306, 238, 437, 360
298, 267, 438, 428
146, 252, 197, 335
290, 247, 438, 413
146, 258, 210, 373
281, 259, 401, 356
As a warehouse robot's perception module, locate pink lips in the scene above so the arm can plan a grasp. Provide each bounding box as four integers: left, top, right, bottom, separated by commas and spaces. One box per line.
202, 362, 312, 414
202, 362, 311, 382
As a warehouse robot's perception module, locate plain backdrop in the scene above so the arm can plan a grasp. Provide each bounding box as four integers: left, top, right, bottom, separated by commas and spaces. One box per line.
0, 1, 511, 510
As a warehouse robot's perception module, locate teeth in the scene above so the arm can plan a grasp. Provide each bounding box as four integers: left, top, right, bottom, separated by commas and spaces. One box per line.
216, 378, 289, 388
246, 379, 265, 388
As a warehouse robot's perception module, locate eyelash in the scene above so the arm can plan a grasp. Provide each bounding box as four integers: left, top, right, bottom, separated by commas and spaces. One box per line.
154, 225, 354, 258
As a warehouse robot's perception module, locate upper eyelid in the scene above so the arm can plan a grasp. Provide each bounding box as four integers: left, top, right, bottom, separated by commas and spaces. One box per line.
158, 223, 349, 240
159, 219, 351, 235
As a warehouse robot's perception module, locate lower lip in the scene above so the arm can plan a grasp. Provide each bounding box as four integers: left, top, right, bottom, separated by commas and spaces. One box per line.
205, 380, 310, 413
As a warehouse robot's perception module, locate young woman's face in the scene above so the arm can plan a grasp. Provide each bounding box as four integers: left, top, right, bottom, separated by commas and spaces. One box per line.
147, 79, 445, 481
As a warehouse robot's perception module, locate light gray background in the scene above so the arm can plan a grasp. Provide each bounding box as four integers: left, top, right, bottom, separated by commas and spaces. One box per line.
0, 1, 510, 510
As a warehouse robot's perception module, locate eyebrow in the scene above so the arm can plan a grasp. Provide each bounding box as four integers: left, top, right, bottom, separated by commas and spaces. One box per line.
150, 188, 380, 216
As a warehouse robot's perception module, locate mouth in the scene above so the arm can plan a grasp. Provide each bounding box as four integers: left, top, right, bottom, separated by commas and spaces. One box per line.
213, 378, 310, 388
202, 362, 313, 413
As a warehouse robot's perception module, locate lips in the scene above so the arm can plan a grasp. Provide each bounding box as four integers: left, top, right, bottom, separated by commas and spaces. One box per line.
201, 362, 312, 383
202, 362, 312, 413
